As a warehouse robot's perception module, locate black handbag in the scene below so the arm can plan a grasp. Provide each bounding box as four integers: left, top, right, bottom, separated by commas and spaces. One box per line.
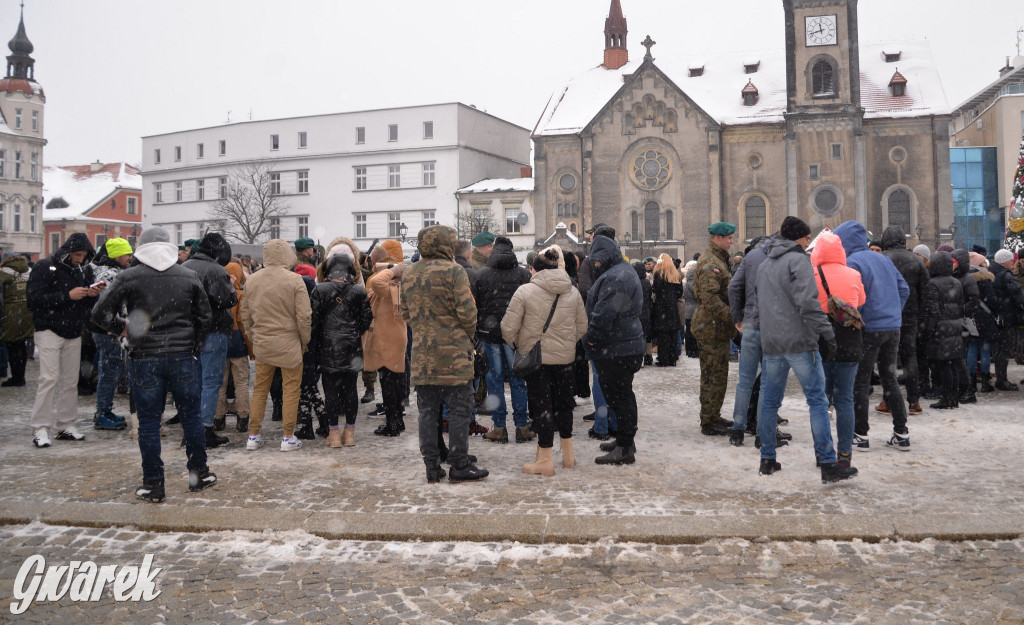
817, 266, 864, 363
512, 295, 560, 377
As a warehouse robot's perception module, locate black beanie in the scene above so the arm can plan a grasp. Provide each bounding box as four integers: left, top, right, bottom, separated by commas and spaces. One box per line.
780, 216, 811, 241
533, 246, 561, 272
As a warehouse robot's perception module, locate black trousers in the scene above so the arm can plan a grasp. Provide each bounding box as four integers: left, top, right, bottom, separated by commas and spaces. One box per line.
654, 330, 678, 366
524, 363, 576, 448
993, 325, 1017, 383
895, 320, 920, 403
574, 341, 591, 398
379, 367, 404, 423
933, 359, 959, 403
322, 370, 358, 426
5, 340, 27, 381
855, 331, 907, 436
594, 355, 642, 448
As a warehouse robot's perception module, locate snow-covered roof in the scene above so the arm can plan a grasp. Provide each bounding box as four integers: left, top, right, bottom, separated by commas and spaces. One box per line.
457, 178, 535, 194
534, 40, 949, 136
543, 222, 579, 245
42, 162, 142, 220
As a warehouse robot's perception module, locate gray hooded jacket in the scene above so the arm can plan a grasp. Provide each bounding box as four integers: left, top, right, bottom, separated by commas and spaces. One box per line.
755, 236, 834, 356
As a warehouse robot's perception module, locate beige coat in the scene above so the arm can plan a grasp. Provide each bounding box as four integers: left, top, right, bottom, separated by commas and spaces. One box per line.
501, 268, 588, 366
363, 267, 407, 372
240, 239, 312, 369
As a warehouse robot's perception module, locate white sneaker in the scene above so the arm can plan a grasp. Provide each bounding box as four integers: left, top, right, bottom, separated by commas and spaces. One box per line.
246, 434, 264, 451
33, 427, 51, 448
55, 425, 85, 441
280, 435, 302, 452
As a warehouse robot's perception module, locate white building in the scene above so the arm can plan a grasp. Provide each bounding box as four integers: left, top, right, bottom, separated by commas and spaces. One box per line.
141, 103, 530, 252
455, 175, 536, 253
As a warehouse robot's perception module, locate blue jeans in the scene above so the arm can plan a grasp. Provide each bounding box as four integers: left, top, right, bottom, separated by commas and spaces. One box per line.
591, 360, 618, 435
93, 333, 124, 416
483, 342, 528, 428
823, 361, 858, 455
731, 329, 762, 431
965, 340, 991, 377
197, 332, 229, 428
758, 351, 836, 464
131, 353, 206, 483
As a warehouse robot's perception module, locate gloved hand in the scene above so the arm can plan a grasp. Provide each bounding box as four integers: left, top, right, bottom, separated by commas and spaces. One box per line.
818, 334, 838, 361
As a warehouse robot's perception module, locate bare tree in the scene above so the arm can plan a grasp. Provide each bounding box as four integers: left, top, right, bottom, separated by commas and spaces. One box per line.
208, 162, 289, 244
456, 207, 499, 240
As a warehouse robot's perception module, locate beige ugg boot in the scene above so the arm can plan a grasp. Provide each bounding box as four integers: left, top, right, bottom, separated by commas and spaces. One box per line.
128, 413, 139, 441
343, 428, 355, 447
522, 445, 555, 476
327, 429, 343, 448
560, 437, 576, 469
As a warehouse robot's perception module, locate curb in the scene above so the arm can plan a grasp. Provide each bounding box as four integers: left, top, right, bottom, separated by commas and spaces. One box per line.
2, 501, 1021, 545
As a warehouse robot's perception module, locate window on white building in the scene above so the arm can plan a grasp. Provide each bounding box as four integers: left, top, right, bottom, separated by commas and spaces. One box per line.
355, 167, 367, 190
197, 179, 205, 200
388, 165, 401, 189
197, 143, 204, 158
270, 172, 281, 195
31, 110, 38, 132
297, 170, 309, 193
174, 181, 183, 202
423, 121, 433, 139
30, 152, 37, 181
154, 149, 161, 164
14, 151, 21, 179
388, 212, 402, 238
0, 202, 4, 230
270, 218, 280, 240
356, 127, 365, 144
219, 140, 226, 156
422, 163, 435, 186
30, 204, 36, 232
219, 177, 227, 199
14, 109, 21, 129
355, 214, 367, 238
50, 232, 60, 254
127, 197, 138, 215
423, 210, 436, 227
270, 134, 279, 150
298, 132, 307, 148
155, 184, 163, 203
298, 216, 309, 239
0, 149, 5, 177
174, 146, 182, 161
388, 124, 398, 142
13, 204, 20, 232
175, 224, 182, 245
505, 207, 522, 234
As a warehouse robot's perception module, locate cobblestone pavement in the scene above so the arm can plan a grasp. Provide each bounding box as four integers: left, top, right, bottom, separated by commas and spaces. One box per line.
1, 523, 1022, 624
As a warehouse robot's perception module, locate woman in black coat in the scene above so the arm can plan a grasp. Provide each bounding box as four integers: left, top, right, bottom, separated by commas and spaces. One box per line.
650, 254, 684, 367
921, 252, 965, 409
311, 253, 373, 447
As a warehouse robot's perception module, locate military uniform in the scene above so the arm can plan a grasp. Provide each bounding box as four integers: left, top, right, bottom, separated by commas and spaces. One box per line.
691, 241, 735, 429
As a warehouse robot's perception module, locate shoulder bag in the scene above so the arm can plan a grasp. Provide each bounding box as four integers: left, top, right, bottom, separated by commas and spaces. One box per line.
817, 266, 864, 362
512, 294, 560, 377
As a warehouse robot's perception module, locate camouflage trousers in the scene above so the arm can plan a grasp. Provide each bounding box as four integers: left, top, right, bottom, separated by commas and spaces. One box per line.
697, 338, 730, 425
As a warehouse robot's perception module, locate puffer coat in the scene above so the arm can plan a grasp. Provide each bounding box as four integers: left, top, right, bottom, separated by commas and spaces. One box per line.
311, 263, 373, 374
501, 267, 588, 365
239, 239, 312, 369
473, 239, 531, 344
651, 274, 683, 333
921, 252, 965, 361
0, 255, 33, 342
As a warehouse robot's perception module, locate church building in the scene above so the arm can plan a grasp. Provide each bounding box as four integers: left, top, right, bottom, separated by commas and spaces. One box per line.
532, 0, 953, 256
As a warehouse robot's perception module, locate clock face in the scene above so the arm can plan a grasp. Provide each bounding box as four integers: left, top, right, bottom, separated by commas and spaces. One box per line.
805, 15, 837, 46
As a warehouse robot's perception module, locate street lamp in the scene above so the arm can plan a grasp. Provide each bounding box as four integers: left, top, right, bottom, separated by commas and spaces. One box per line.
915, 224, 923, 240
399, 223, 409, 243
623, 231, 632, 251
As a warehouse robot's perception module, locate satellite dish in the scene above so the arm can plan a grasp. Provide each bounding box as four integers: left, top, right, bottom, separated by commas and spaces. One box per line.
516, 212, 529, 227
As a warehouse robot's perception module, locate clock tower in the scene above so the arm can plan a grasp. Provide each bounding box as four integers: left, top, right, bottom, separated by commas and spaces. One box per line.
782, 0, 868, 226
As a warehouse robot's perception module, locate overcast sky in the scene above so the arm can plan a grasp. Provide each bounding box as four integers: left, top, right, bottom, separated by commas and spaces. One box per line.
5, 0, 1023, 166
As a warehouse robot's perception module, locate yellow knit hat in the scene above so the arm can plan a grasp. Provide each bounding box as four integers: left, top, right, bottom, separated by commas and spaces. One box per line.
105, 237, 133, 259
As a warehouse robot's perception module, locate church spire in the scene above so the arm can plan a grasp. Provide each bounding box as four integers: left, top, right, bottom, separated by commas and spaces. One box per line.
603, 0, 628, 70
7, 2, 36, 80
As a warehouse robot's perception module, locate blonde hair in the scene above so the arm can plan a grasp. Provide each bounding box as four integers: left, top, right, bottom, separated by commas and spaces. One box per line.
653, 253, 682, 284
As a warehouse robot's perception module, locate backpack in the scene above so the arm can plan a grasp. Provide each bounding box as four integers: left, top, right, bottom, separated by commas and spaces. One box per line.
817, 266, 864, 362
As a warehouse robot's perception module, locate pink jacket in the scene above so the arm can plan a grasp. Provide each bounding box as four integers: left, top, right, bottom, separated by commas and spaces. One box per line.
810, 232, 866, 312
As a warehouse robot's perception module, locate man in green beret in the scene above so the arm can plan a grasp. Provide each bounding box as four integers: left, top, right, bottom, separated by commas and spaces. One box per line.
181, 239, 197, 264
691, 222, 738, 436
294, 237, 318, 279
177, 245, 188, 264
471, 232, 495, 270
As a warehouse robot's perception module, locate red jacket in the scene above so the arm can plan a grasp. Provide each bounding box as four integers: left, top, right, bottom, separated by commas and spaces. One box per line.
810, 232, 865, 312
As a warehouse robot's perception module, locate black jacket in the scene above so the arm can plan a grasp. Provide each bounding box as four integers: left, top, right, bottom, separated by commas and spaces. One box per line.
651, 274, 683, 333
632, 262, 652, 337
583, 236, 645, 360
951, 249, 981, 321
990, 261, 1024, 327
27, 233, 96, 339
455, 255, 479, 290
472, 240, 530, 344
311, 280, 373, 374
921, 252, 965, 361
970, 267, 1000, 342
881, 226, 929, 325
182, 233, 237, 336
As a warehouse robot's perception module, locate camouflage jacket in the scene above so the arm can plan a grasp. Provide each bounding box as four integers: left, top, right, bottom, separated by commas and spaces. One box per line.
690, 243, 735, 343
471, 249, 489, 271
400, 226, 478, 386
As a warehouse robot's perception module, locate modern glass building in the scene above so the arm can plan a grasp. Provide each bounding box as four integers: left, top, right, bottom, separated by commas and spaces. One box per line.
950, 147, 1002, 254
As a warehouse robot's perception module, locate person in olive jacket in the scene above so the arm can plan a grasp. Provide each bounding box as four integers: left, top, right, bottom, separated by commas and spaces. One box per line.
311, 253, 373, 448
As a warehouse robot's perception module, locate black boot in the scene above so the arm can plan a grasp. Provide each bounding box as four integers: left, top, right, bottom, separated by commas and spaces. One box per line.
595, 445, 635, 465
294, 405, 316, 440
979, 375, 995, 393
759, 458, 781, 475
315, 413, 329, 438
374, 410, 402, 437
271, 402, 283, 421
643, 354, 654, 366
205, 427, 229, 448
236, 416, 249, 432
448, 462, 489, 482
729, 430, 744, 446
136, 479, 165, 503
360, 387, 376, 404
213, 415, 226, 431
821, 462, 858, 483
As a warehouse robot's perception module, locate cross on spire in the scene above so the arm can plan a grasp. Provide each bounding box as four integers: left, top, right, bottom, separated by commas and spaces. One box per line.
642, 35, 656, 60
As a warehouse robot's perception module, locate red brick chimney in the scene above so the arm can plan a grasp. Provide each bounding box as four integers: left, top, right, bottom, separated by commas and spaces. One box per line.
604, 0, 628, 70
520, 166, 533, 178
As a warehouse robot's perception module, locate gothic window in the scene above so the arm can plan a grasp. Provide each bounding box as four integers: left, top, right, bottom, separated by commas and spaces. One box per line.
664, 210, 674, 240
557, 202, 564, 217
744, 196, 767, 241
888, 189, 912, 233
644, 202, 660, 240
632, 103, 645, 128
812, 59, 835, 96
631, 211, 640, 238
631, 149, 672, 191
623, 112, 636, 135
642, 94, 657, 121
654, 102, 666, 127
665, 109, 678, 133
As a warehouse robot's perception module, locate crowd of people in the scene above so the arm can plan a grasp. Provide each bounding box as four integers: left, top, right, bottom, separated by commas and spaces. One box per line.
16, 214, 1024, 501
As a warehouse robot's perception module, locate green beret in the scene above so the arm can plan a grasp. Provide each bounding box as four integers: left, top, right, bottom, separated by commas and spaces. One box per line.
708, 222, 737, 236
644, 257, 655, 263
294, 237, 315, 250
183, 239, 198, 247
178, 245, 186, 251
472, 232, 495, 247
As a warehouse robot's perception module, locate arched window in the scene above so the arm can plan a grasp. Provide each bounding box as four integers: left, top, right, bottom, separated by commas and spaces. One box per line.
631, 211, 640, 238
812, 60, 834, 95
664, 210, 674, 240
644, 201, 660, 240
888, 189, 911, 233
744, 195, 767, 240
557, 202, 563, 217
570, 223, 577, 234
